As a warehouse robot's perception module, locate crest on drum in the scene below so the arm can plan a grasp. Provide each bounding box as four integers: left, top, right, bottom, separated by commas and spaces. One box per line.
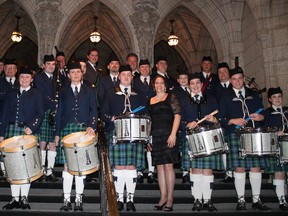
124, 120, 130, 136
85, 150, 91, 165
33, 154, 39, 169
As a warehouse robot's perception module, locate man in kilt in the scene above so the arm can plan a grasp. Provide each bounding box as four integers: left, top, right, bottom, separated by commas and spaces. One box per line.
264, 87, 288, 210
54, 61, 98, 211
101, 64, 144, 212
182, 73, 222, 211
33, 54, 58, 182
219, 66, 270, 211
0, 66, 44, 209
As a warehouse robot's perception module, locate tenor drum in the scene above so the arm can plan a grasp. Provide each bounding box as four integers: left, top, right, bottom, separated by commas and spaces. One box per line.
186, 124, 228, 159
238, 127, 278, 157
0, 135, 42, 184
62, 132, 99, 176
114, 113, 151, 144
278, 135, 288, 164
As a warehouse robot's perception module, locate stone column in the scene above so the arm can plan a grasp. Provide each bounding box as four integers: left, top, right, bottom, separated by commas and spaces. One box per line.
130, 0, 159, 63
34, 0, 64, 63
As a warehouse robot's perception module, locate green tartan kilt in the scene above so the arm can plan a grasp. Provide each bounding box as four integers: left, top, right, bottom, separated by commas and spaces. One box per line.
107, 131, 145, 170
56, 123, 86, 165
181, 138, 191, 171
264, 157, 288, 173
227, 133, 266, 170
39, 110, 55, 143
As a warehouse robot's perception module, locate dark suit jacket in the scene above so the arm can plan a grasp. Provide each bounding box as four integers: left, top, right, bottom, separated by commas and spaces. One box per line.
0, 77, 20, 101
197, 72, 219, 98
132, 76, 155, 109
264, 106, 288, 131
55, 84, 98, 136
97, 75, 119, 107
83, 62, 101, 88
0, 88, 44, 136
214, 82, 232, 102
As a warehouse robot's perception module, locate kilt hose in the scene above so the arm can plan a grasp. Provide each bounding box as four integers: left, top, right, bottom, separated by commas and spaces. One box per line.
56, 123, 86, 165
182, 137, 224, 170
107, 131, 145, 171
39, 110, 54, 143
227, 133, 266, 170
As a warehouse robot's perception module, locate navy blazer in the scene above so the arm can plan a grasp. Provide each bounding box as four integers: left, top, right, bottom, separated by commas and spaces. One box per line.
264, 106, 288, 131
33, 72, 57, 111
0, 77, 20, 101
55, 84, 98, 136
219, 87, 264, 134
101, 86, 143, 132
83, 62, 101, 88
197, 72, 219, 98
97, 75, 119, 106
132, 76, 155, 109
0, 88, 44, 136
214, 83, 232, 102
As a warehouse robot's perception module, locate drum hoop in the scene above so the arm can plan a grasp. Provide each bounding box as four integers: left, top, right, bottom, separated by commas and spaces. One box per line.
237, 127, 278, 134
187, 124, 221, 134
0, 135, 37, 153
68, 165, 100, 176
115, 113, 151, 120
62, 132, 97, 148
7, 172, 43, 185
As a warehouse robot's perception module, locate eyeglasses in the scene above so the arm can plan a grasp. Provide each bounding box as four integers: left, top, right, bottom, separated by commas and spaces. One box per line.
5, 66, 17, 70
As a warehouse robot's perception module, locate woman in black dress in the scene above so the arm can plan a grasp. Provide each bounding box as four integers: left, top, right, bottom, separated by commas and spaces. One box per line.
148, 75, 181, 211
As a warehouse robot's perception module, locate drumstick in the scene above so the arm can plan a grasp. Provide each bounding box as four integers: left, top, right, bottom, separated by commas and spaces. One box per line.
196, 110, 218, 125
132, 106, 145, 113
235, 108, 264, 129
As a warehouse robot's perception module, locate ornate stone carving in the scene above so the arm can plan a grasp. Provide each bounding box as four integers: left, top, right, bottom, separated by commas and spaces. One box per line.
34, 0, 64, 61
130, 0, 159, 62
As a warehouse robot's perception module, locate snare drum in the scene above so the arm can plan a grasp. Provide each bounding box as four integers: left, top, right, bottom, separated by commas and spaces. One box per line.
0, 135, 42, 184
62, 132, 99, 176
114, 113, 151, 144
238, 127, 278, 157
278, 135, 288, 164
186, 124, 227, 159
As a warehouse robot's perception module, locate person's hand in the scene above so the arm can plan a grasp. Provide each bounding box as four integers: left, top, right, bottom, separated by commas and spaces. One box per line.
54, 136, 60, 147
249, 113, 264, 121
167, 134, 176, 148
277, 131, 285, 136
24, 127, 32, 135
86, 127, 95, 135
146, 143, 153, 152
0, 137, 4, 142
229, 118, 247, 126
187, 121, 198, 129
205, 115, 215, 123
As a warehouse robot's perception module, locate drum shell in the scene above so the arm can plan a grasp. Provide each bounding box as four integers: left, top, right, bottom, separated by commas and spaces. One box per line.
0, 135, 42, 184
186, 125, 227, 158
114, 113, 151, 144
279, 135, 288, 164
62, 132, 99, 176
238, 127, 278, 157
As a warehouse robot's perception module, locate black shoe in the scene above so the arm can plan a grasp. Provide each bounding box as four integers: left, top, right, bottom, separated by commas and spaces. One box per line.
74, 195, 83, 212
117, 201, 124, 211
280, 202, 288, 210
203, 200, 217, 212
2, 197, 21, 209
221, 175, 234, 183
182, 173, 189, 183
147, 172, 157, 184
192, 199, 202, 211
236, 199, 246, 211
37, 174, 47, 182
137, 174, 143, 184
126, 201, 136, 211
154, 202, 166, 210
46, 172, 58, 182
60, 199, 72, 211
252, 199, 271, 211
21, 196, 31, 209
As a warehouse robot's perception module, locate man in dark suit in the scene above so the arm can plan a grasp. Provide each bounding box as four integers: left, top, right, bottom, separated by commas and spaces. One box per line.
97, 57, 120, 107
197, 56, 219, 97
33, 54, 58, 182
132, 59, 156, 183
151, 56, 177, 90
126, 53, 140, 77
83, 48, 101, 88
56, 51, 69, 87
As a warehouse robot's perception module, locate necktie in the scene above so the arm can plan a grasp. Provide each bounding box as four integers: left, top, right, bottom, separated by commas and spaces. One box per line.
124, 88, 128, 95
238, 91, 244, 100
224, 83, 227, 88
93, 65, 97, 71
206, 74, 209, 80
113, 76, 117, 85
144, 78, 148, 86
9, 78, 12, 85
195, 94, 200, 103
74, 86, 79, 97
22, 90, 26, 95
277, 108, 281, 113
164, 74, 169, 79
49, 76, 53, 82
185, 87, 189, 94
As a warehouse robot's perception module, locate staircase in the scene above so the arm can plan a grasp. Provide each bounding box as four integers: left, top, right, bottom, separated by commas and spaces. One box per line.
0, 167, 287, 216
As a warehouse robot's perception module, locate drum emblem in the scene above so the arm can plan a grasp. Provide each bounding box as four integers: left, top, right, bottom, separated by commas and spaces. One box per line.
85, 150, 91, 165
124, 120, 129, 136
33, 154, 38, 169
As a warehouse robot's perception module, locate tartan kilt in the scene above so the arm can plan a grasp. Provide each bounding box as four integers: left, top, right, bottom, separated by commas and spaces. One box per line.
56, 123, 86, 165
107, 131, 145, 170
181, 138, 191, 171
227, 133, 266, 170
39, 110, 55, 143
264, 157, 288, 173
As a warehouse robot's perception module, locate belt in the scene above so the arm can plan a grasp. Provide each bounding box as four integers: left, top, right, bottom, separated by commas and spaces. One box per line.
9, 121, 25, 128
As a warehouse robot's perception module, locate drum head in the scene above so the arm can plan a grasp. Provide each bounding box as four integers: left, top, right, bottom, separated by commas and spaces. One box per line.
62, 132, 97, 148
115, 112, 151, 120
189, 123, 221, 134
237, 127, 278, 134
0, 135, 37, 152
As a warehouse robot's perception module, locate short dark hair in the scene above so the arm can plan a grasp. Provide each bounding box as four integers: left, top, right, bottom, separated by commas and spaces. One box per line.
152, 75, 169, 93
87, 48, 99, 56
126, 53, 138, 61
